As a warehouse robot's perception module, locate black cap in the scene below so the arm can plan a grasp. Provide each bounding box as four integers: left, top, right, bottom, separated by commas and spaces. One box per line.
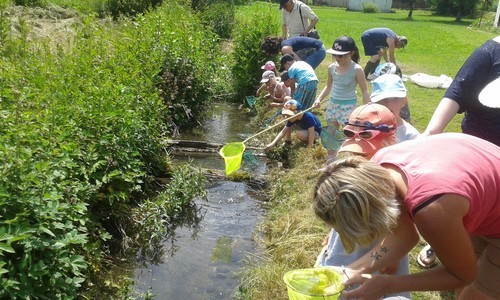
280, 71, 290, 81
326, 36, 356, 55
279, 54, 295, 72
279, 0, 289, 9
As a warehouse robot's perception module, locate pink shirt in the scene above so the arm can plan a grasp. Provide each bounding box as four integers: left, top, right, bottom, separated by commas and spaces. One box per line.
372, 133, 500, 238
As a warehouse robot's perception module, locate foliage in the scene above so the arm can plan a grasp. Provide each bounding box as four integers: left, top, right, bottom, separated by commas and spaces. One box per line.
13, 0, 47, 6
430, 0, 482, 19
361, 1, 381, 13
199, 0, 236, 38
0, 0, 221, 297
105, 0, 163, 18
231, 2, 280, 98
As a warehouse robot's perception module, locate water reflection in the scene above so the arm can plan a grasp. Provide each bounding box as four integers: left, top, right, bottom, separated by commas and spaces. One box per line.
129, 101, 267, 299
132, 180, 266, 299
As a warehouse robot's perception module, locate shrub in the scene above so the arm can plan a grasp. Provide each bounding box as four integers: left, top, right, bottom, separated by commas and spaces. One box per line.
232, 4, 280, 98
362, 2, 381, 13
105, 0, 163, 18
0, 0, 221, 297
199, 0, 236, 38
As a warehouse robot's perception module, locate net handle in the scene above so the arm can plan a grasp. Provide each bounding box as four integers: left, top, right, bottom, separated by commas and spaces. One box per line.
242, 103, 319, 144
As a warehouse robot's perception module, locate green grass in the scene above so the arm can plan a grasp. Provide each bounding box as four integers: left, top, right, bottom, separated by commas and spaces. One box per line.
236, 3, 498, 300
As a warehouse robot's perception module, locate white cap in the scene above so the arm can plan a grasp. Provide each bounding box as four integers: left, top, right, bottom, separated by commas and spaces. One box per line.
478, 78, 500, 108
260, 70, 275, 83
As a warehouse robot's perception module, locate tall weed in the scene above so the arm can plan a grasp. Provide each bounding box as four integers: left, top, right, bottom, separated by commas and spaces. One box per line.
232, 2, 280, 97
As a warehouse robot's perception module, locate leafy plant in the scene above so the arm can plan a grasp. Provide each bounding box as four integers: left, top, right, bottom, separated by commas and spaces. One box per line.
232, 3, 279, 98
361, 1, 381, 13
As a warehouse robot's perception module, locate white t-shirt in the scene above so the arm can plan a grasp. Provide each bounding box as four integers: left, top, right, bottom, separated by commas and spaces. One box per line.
282, 1, 317, 37
396, 120, 420, 142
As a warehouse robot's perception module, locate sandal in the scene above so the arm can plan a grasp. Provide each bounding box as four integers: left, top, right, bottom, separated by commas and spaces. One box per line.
417, 244, 437, 268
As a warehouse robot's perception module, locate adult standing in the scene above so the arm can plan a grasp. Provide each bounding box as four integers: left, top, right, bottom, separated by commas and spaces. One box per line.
260, 36, 326, 70
280, 0, 319, 39
361, 28, 408, 78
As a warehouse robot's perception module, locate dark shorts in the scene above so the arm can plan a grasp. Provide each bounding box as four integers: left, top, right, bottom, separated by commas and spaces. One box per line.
361, 32, 381, 56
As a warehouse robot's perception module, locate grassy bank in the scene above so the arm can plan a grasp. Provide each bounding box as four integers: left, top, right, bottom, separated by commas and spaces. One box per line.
236, 2, 498, 299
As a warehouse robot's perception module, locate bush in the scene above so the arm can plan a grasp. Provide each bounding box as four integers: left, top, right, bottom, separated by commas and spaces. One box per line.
105, 0, 163, 17
362, 2, 381, 13
199, 0, 236, 38
232, 4, 280, 98
0, 1, 223, 297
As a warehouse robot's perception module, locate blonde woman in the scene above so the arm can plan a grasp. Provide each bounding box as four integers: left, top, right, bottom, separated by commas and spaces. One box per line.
313, 133, 500, 299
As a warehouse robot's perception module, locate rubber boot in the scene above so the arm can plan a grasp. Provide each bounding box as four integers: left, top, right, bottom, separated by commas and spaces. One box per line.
364, 61, 378, 78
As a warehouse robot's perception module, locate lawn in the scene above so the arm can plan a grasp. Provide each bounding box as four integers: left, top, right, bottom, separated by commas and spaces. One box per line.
235, 2, 498, 300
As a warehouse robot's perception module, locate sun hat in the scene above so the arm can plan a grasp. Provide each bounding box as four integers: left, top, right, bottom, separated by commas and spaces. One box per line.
370, 74, 407, 102
282, 99, 302, 116
367, 62, 398, 81
325, 36, 356, 55
279, 0, 289, 9
398, 36, 408, 48
339, 103, 397, 156
478, 77, 500, 108
260, 70, 276, 83
261, 61, 276, 71
279, 54, 295, 72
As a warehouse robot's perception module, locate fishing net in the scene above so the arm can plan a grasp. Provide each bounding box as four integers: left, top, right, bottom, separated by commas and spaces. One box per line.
320, 126, 345, 151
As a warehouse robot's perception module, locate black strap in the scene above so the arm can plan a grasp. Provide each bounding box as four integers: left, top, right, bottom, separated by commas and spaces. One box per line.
298, 4, 305, 30
298, 3, 315, 32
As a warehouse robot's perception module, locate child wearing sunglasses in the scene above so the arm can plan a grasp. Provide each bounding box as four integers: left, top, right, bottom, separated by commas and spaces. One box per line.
315, 103, 412, 300
313, 36, 370, 163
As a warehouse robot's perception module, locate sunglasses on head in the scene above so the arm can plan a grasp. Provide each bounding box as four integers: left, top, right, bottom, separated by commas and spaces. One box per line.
344, 121, 394, 133
343, 128, 382, 140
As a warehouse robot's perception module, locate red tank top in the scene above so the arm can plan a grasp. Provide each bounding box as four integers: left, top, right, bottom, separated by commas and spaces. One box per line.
372, 133, 500, 237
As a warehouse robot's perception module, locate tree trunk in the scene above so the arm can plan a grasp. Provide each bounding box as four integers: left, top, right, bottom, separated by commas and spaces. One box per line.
408, 0, 414, 18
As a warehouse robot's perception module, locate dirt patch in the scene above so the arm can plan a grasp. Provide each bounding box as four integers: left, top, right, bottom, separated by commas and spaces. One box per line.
5, 4, 81, 45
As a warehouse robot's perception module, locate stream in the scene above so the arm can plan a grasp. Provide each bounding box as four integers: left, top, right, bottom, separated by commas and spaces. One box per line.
129, 102, 268, 299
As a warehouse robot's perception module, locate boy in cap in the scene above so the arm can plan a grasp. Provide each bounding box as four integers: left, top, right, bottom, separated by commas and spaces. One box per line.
370, 74, 419, 142
280, 53, 318, 109
265, 99, 322, 150
361, 28, 408, 78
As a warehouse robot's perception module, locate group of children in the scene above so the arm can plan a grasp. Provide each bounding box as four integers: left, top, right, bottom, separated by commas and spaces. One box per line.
257, 35, 421, 300
258, 35, 419, 164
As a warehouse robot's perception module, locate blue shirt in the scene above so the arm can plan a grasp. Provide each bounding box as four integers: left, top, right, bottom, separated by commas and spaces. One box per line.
286, 111, 322, 134
281, 36, 324, 52
288, 61, 318, 85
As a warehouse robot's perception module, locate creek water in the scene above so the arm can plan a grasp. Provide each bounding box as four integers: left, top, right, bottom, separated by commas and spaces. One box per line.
130, 102, 268, 299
